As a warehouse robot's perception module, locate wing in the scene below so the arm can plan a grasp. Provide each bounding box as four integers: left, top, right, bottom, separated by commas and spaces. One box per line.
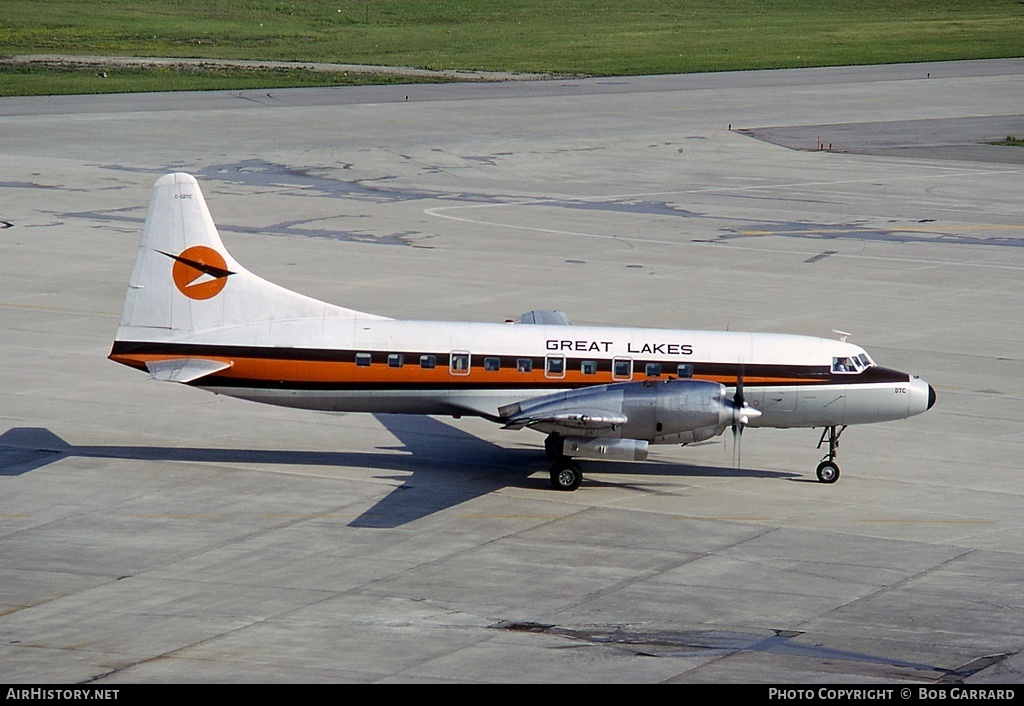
498, 384, 629, 432
498, 378, 748, 444
501, 409, 628, 431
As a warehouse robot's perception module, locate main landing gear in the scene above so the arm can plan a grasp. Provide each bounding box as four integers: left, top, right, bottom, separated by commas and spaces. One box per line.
544, 428, 852, 490
550, 457, 583, 491
545, 434, 583, 491
815, 425, 847, 484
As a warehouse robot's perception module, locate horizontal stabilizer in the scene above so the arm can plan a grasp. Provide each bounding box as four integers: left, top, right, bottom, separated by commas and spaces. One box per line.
146, 358, 232, 383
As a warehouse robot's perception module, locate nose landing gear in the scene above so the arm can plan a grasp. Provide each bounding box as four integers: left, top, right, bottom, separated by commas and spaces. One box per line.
815, 425, 846, 483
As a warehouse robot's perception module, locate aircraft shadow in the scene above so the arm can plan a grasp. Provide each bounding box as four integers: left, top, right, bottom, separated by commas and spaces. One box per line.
0, 422, 800, 528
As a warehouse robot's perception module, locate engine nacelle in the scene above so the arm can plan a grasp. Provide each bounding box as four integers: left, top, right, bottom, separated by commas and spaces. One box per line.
504, 378, 738, 444
619, 378, 733, 443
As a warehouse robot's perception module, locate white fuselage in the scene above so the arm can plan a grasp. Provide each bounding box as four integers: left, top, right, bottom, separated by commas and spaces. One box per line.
114, 317, 933, 440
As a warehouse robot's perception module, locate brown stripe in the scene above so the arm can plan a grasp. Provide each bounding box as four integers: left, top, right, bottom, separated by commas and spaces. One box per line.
110, 351, 825, 388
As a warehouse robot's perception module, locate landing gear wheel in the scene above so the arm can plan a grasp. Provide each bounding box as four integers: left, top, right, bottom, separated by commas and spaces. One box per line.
816, 460, 840, 484
544, 434, 564, 461
549, 458, 583, 491
815, 425, 846, 484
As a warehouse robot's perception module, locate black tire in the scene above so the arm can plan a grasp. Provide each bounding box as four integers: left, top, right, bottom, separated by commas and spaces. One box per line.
816, 460, 840, 484
550, 459, 583, 491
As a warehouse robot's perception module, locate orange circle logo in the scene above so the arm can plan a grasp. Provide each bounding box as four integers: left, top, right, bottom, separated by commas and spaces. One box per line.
170, 246, 233, 300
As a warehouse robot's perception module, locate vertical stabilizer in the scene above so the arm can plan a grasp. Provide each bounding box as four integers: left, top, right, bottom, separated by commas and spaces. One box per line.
114, 173, 382, 342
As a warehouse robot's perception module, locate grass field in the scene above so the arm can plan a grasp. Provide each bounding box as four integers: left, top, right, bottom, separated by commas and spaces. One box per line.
2, 0, 1023, 95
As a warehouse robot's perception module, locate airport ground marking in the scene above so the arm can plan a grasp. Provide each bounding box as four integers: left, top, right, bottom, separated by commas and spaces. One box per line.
424, 165, 1024, 271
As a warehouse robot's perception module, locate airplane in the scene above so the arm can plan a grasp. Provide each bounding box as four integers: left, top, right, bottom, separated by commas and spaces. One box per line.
109, 173, 936, 491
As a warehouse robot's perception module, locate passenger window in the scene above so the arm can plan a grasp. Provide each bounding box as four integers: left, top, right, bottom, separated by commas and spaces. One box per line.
355, 353, 372, 367
676, 364, 693, 378
613, 357, 632, 380
450, 352, 471, 375
545, 355, 566, 378
517, 358, 533, 373
581, 360, 597, 375
420, 355, 436, 369
388, 354, 404, 368
484, 357, 500, 372
645, 363, 662, 377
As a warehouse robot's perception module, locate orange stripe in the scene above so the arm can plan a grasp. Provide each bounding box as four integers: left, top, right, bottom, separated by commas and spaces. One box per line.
110, 353, 813, 387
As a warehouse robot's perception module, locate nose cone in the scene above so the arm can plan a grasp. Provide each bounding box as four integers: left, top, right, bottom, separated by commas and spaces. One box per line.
910, 377, 936, 417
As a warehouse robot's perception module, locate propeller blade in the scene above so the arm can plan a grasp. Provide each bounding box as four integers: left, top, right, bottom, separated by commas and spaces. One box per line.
729, 364, 760, 467
733, 422, 744, 467
733, 363, 745, 410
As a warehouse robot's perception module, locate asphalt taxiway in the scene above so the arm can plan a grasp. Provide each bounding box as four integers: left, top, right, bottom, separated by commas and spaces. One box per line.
1, 59, 1023, 683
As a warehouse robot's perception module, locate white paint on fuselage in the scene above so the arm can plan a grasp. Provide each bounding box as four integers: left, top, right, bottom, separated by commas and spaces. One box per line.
189, 317, 930, 432
180, 317, 862, 368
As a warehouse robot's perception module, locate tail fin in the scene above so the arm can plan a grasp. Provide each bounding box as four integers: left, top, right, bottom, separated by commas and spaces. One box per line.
114, 173, 382, 343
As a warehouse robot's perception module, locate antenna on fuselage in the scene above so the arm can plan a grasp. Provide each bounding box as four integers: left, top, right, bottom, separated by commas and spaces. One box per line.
832, 329, 852, 343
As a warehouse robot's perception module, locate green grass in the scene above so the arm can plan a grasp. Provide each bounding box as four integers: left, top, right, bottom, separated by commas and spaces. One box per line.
0, 62, 447, 96
2, 0, 1023, 95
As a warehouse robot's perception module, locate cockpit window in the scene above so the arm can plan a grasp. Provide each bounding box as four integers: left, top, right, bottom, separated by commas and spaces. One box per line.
833, 354, 874, 374
833, 357, 856, 373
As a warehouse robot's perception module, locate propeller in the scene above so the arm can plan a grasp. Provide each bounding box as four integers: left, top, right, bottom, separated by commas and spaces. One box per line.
729, 365, 761, 467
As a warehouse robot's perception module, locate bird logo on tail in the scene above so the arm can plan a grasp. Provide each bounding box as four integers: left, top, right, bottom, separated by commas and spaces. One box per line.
161, 246, 235, 300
